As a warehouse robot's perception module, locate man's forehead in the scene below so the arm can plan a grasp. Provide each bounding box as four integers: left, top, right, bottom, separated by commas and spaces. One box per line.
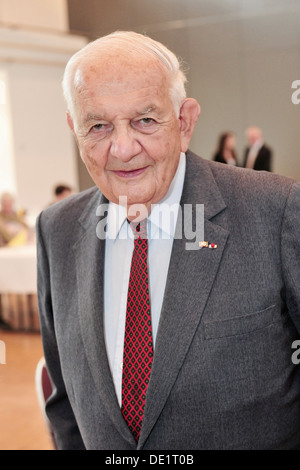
73, 53, 168, 94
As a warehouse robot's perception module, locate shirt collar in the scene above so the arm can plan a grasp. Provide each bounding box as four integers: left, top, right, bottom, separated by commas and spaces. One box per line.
149, 152, 185, 239
106, 152, 186, 240
106, 201, 128, 240
251, 139, 264, 150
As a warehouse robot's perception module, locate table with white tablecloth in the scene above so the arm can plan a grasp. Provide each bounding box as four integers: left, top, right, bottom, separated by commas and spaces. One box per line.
0, 245, 39, 331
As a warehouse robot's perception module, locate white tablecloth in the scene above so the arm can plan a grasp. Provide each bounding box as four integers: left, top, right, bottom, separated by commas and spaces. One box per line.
0, 245, 37, 294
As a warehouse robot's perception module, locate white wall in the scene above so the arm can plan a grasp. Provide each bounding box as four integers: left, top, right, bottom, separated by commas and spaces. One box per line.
6, 60, 78, 213
0, 69, 16, 196
0, 0, 68, 31
0, 0, 87, 214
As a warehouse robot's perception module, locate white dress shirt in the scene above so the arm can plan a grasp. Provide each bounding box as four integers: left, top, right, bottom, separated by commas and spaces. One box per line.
246, 139, 264, 169
104, 152, 186, 406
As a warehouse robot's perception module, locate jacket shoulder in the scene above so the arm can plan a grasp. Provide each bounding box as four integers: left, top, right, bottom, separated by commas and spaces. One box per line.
37, 186, 101, 240
186, 149, 296, 212
187, 150, 294, 192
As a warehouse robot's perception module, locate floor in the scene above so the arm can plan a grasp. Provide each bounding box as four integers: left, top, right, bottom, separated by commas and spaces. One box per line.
0, 330, 54, 450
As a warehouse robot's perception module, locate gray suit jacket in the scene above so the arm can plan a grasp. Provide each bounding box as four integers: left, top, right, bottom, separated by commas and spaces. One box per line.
37, 150, 300, 450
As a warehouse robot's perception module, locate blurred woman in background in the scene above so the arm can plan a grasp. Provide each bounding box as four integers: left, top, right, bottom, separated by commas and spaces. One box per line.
213, 131, 238, 166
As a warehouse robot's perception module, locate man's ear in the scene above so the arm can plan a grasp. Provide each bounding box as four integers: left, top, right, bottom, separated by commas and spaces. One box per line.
179, 98, 201, 153
67, 112, 75, 133
66, 112, 80, 148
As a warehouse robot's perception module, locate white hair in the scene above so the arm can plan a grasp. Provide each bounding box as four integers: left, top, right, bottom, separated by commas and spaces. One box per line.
62, 31, 187, 119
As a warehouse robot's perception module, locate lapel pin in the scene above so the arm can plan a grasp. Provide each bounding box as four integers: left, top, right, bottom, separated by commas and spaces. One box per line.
199, 241, 217, 249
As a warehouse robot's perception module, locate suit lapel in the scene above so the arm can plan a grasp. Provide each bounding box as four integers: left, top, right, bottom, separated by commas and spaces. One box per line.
138, 152, 229, 448
73, 192, 136, 446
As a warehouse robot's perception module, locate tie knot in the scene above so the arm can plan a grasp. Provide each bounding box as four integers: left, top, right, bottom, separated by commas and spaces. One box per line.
128, 219, 147, 240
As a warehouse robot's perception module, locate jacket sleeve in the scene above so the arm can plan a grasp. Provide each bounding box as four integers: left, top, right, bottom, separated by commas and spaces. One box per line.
36, 211, 86, 450
281, 182, 300, 334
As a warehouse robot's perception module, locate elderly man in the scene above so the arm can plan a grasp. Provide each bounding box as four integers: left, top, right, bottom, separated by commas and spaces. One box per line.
37, 31, 300, 450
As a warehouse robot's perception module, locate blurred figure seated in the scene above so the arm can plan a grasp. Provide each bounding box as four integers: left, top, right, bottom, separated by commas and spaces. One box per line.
0, 192, 28, 247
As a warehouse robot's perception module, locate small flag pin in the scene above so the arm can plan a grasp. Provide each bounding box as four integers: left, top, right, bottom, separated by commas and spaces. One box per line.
199, 241, 217, 249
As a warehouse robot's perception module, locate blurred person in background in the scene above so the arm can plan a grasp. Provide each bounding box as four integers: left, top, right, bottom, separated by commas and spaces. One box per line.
243, 126, 272, 171
0, 192, 28, 247
213, 131, 238, 166
50, 184, 72, 205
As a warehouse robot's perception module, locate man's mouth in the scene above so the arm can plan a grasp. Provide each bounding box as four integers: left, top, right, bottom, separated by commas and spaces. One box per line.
112, 167, 148, 178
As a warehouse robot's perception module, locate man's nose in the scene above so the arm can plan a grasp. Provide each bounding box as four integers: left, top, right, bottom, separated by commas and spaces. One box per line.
110, 126, 142, 161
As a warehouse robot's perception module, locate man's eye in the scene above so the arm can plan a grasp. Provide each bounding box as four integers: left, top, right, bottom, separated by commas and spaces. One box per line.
132, 118, 158, 132
92, 124, 105, 131
90, 123, 113, 134
140, 118, 154, 125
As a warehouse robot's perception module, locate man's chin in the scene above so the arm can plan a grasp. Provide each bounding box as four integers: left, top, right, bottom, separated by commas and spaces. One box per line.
112, 193, 154, 219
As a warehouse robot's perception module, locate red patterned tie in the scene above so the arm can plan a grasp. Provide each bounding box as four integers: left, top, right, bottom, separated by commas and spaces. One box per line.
121, 219, 153, 441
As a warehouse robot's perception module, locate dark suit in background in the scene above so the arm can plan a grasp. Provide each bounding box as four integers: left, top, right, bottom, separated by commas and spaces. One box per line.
243, 143, 272, 171
243, 126, 273, 171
